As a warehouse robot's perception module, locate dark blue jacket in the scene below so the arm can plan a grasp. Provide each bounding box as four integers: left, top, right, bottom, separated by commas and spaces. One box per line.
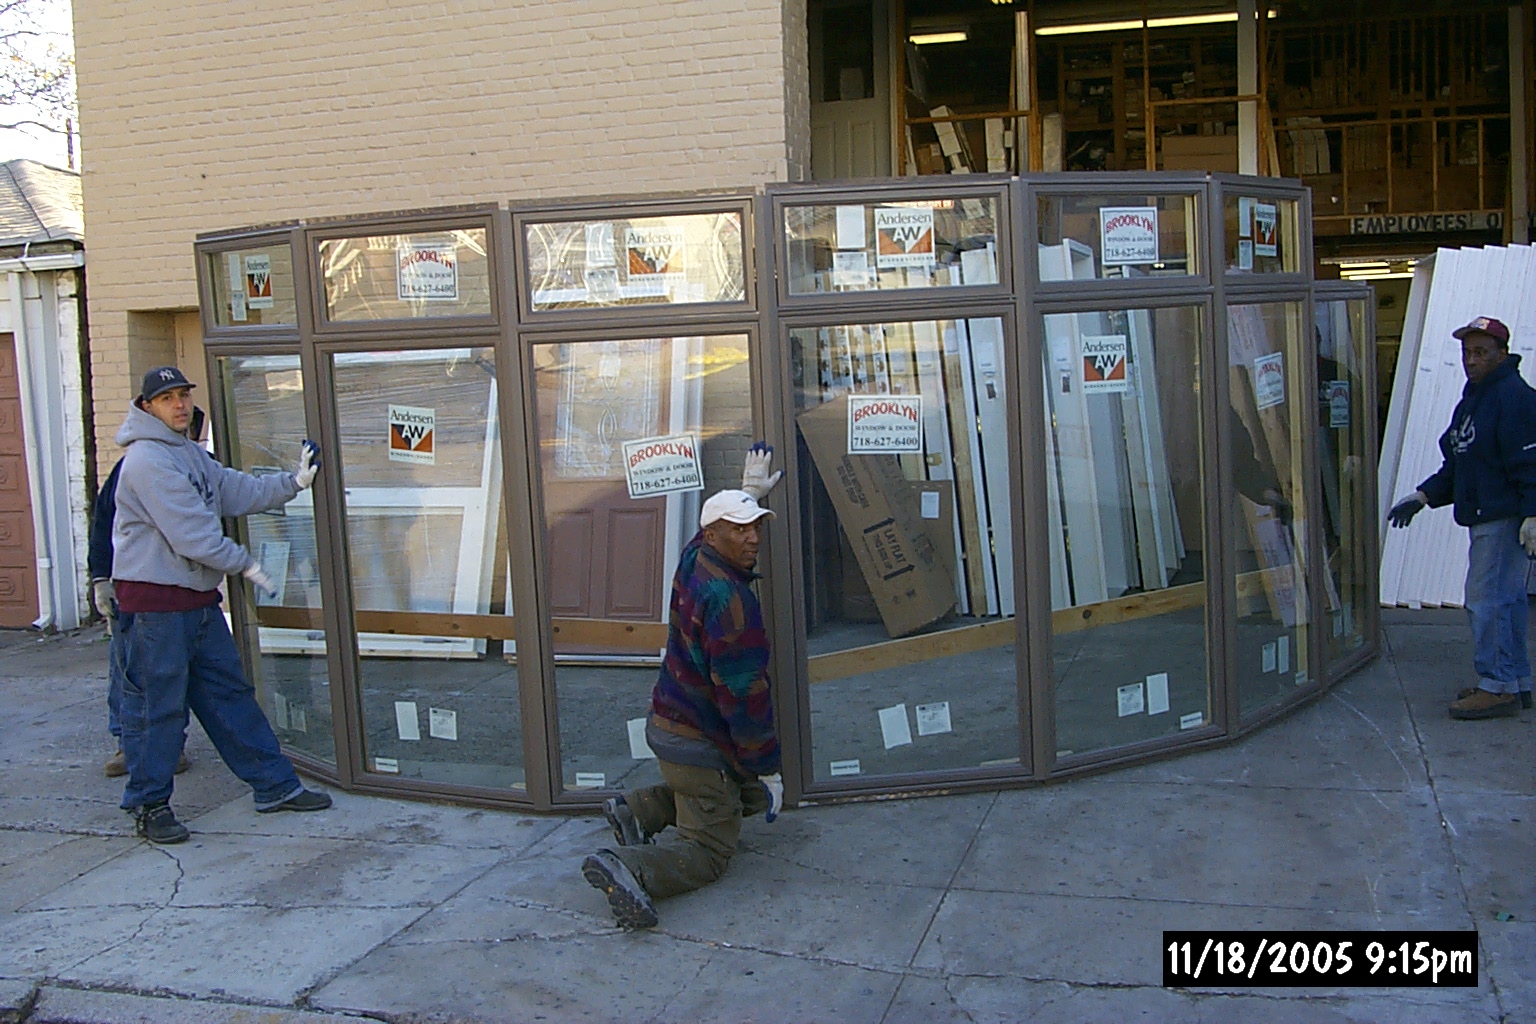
86, 459, 123, 581
1419, 354, 1536, 527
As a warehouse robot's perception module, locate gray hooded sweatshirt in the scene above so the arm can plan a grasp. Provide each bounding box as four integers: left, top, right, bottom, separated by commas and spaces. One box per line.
112, 402, 300, 592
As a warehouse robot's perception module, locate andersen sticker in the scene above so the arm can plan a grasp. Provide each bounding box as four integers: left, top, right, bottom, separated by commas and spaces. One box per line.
847, 395, 923, 454
388, 405, 436, 465
622, 433, 703, 499
244, 254, 274, 309
1080, 335, 1130, 394
625, 225, 686, 280
396, 243, 458, 302
874, 207, 935, 269
1099, 206, 1159, 265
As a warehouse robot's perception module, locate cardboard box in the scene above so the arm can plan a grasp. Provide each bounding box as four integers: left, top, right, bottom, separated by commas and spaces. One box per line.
797, 397, 957, 638
1160, 134, 1238, 173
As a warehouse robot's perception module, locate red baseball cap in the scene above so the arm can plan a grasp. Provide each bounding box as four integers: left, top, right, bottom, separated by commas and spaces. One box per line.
1452, 316, 1511, 345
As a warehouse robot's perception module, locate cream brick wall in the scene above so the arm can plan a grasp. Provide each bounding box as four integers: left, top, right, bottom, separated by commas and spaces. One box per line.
74, 0, 809, 479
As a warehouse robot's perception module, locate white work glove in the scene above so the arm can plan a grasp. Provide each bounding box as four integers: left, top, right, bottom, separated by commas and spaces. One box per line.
759, 773, 783, 823
91, 578, 116, 620
740, 442, 783, 501
243, 561, 278, 598
1521, 517, 1536, 558
293, 440, 321, 490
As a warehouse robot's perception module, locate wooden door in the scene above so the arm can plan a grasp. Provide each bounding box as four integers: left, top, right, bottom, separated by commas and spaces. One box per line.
809, 0, 892, 180
0, 338, 38, 628
535, 340, 670, 637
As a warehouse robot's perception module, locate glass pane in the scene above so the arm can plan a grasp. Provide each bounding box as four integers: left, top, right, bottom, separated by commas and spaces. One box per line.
783, 197, 1000, 295
319, 228, 492, 321
1224, 196, 1301, 274
529, 335, 755, 794
1043, 306, 1210, 758
331, 347, 521, 789
1036, 194, 1200, 279
525, 212, 746, 311
207, 244, 297, 327
219, 354, 333, 766
1318, 297, 1371, 660
1228, 302, 1312, 715
790, 319, 1019, 781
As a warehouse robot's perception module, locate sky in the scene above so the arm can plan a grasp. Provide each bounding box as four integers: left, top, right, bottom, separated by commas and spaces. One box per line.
0, 0, 75, 170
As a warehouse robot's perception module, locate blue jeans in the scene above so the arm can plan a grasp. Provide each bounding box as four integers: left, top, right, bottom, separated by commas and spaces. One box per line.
107, 616, 124, 739
1464, 518, 1533, 695
118, 605, 302, 810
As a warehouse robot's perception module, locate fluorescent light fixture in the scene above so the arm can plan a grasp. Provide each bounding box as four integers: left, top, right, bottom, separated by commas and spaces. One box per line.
1036, 19, 1142, 35
1038, 9, 1277, 35
1147, 12, 1237, 27
909, 30, 969, 44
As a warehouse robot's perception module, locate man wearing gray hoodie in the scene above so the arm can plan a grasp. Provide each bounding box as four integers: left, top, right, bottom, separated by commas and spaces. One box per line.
114, 366, 331, 844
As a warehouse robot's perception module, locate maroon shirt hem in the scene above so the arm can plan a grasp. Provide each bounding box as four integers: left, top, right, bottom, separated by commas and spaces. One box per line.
114, 580, 222, 613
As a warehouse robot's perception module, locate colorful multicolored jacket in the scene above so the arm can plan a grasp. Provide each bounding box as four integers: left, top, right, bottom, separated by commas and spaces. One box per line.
648, 533, 780, 778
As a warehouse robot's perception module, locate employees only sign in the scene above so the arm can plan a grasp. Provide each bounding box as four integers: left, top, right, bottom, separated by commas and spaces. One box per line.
847, 395, 923, 453
396, 243, 458, 301
623, 434, 704, 498
1099, 206, 1159, 266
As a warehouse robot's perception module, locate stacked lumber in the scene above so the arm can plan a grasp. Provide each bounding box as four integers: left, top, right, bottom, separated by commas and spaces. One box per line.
1378, 244, 1536, 608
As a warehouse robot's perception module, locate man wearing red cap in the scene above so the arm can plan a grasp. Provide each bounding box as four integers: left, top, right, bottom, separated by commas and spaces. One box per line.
1388, 317, 1536, 719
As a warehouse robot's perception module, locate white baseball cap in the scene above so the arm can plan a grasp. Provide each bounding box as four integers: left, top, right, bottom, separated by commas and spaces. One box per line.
699, 489, 775, 528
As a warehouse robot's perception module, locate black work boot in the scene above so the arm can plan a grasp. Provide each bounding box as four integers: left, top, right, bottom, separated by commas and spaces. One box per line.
582, 850, 658, 930
602, 796, 650, 847
133, 801, 190, 845
257, 788, 333, 814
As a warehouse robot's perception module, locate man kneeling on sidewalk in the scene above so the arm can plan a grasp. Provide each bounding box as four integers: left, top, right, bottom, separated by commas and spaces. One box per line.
583, 484, 783, 929
113, 366, 332, 844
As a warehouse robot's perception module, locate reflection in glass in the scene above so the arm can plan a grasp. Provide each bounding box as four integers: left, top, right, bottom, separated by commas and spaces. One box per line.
1043, 306, 1210, 758
1317, 298, 1371, 661
1036, 194, 1200, 279
790, 319, 1019, 780
218, 354, 333, 765
319, 229, 493, 321
1228, 303, 1311, 715
783, 198, 1000, 294
529, 336, 754, 794
525, 213, 746, 312
331, 347, 521, 789
208, 245, 298, 328
1224, 197, 1301, 274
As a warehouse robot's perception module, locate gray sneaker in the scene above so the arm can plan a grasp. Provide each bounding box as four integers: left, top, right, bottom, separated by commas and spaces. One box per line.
582, 850, 658, 930
602, 796, 650, 847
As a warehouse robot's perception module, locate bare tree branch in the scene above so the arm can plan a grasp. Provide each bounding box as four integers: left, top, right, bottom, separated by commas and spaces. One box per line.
0, 0, 74, 134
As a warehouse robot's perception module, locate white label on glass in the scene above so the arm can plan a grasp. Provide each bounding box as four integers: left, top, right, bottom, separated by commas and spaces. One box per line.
1117, 682, 1146, 717
832, 250, 870, 288
244, 254, 274, 308
388, 404, 436, 465
574, 772, 607, 788
627, 717, 656, 760
1262, 642, 1277, 673
1146, 673, 1170, 716
290, 706, 307, 734
625, 225, 686, 280
271, 691, 290, 730
835, 205, 866, 250
1277, 636, 1290, 674
1253, 202, 1278, 257
226, 252, 247, 322
873, 207, 935, 269
373, 757, 400, 773
1239, 197, 1255, 238
256, 541, 290, 606
916, 701, 952, 736
1343, 605, 1354, 636
847, 395, 923, 453
878, 704, 913, 749
429, 707, 458, 741
394, 701, 420, 741
585, 222, 615, 267
1179, 712, 1205, 730
1327, 380, 1351, 428
1333, 611, 1344, 637
1253, 352, 1285, 410
1099, 206, 1159, 265
622, 433, 704, 499
396, 242, 458, 301
829, 759, 862, 777
1080, 335, 1130, 394
920, 490, 941, 520
1238, 238, 1254, 270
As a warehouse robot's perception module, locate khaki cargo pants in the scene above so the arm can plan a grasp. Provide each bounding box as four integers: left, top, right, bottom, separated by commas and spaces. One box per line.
612, 759, 770, 900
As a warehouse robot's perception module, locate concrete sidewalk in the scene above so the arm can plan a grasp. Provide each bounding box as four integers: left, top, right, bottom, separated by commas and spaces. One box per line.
0, 611, 1530, 1024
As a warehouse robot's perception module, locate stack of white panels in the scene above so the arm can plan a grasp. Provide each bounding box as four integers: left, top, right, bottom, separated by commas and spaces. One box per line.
1378, 244, 1536, 608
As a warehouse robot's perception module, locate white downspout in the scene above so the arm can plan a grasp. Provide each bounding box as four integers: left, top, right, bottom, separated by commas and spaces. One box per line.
9, 270, 57, 629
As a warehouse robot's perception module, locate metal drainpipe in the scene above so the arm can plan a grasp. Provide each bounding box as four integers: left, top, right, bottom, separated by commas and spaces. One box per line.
8, 270, 57, 630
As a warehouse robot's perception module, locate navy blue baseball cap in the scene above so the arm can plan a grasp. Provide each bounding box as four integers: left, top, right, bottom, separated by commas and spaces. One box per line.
138, 365, 196, 403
